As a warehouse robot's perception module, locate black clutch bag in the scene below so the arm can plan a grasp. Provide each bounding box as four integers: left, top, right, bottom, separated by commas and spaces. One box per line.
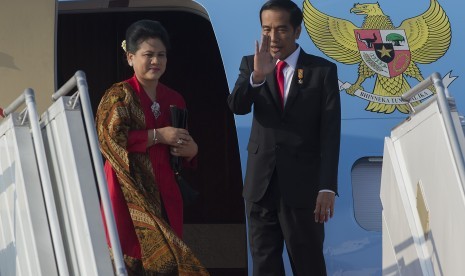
170, 105, 199, 205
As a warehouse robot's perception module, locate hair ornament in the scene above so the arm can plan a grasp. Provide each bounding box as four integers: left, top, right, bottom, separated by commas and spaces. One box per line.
121, 40, 127, 52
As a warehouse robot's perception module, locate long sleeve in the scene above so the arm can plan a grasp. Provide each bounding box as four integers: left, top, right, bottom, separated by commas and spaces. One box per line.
228, 56, 260, 115
127, 130, 148, 152
318, 63, 341, 194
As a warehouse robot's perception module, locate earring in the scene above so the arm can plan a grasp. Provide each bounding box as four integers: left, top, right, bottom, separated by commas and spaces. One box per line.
128, 62, 133, 66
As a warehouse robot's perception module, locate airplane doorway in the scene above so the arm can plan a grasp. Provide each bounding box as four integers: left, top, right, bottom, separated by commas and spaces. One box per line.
57, 8, 246, 276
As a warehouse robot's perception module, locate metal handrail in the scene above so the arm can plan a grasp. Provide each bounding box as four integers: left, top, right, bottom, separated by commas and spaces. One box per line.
402, 72, 465, 194
3, 89, 71, 276
52, 71, 127, 276
401, 73, 439, 115
401, 74, 437, 103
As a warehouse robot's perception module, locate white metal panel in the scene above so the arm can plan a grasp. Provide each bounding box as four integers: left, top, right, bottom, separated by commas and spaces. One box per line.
381, 213, 400, 276
40, 97, 114, 276
0, 114, 58, 276
393, 103, 465, 276
381, 138, 433, 276
382, 97, 465, 275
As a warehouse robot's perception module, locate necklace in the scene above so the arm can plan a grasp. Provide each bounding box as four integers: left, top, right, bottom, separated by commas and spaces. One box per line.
151, 101, 161, 119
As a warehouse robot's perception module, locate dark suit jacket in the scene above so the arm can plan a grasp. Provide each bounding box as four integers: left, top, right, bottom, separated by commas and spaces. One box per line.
228, 49, 341, 208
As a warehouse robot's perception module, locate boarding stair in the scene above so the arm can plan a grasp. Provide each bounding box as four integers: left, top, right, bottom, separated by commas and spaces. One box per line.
381, 72, 465, 275
0, 71, 126, 276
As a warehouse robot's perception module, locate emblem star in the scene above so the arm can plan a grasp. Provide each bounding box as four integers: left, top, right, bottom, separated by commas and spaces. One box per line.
377, 45, 392, 58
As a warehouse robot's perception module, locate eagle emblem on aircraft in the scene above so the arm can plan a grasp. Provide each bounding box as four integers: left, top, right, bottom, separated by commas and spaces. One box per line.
302, 0, 452, 114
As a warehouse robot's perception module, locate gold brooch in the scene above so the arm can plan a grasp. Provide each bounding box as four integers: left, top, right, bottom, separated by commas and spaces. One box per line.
298, 69, 304, 84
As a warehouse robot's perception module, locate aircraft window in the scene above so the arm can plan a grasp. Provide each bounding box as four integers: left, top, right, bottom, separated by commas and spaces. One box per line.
351, 157, 383, 232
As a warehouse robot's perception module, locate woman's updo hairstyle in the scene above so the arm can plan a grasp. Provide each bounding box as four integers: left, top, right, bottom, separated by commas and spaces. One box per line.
125, 20, 171, 53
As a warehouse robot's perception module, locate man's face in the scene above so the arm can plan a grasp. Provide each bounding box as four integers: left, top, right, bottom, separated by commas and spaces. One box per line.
261, 8, 301, 60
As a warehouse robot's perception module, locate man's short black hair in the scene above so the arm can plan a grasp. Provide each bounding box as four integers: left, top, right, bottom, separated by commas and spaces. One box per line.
260, 0, 303, 30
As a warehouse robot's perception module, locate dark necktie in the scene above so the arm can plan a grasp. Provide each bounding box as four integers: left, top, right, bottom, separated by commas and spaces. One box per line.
276, 60, 287, 108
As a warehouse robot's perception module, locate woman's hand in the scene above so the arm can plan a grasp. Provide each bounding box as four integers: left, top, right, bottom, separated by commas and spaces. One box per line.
156, 127, 198, 160
156, 126, 190, 146
170, 137, 198, 161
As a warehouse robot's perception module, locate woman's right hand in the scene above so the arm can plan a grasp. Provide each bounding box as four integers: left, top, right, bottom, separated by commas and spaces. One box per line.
155, 126, 191, 146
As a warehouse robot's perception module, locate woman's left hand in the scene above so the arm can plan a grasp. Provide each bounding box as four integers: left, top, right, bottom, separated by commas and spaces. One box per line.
170, 134, 198, 161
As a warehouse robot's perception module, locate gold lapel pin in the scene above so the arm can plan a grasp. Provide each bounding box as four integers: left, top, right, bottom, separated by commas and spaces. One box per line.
298, 69, 304, 84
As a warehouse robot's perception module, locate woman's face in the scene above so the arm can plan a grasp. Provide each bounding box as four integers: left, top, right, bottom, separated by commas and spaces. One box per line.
127, 37, 167, 85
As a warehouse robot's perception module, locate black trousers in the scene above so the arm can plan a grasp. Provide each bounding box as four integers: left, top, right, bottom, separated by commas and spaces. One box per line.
246, 171, 326, 276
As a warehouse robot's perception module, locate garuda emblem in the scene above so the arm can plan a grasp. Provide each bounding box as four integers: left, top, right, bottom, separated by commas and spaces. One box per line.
303, 0, 452, 114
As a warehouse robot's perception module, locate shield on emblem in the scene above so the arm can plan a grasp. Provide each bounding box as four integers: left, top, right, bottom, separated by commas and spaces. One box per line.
374, 43, 394, 63
355, 29, 411, 78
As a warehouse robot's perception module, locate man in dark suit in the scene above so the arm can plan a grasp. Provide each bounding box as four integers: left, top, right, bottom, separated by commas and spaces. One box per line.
227, 1, 341, 275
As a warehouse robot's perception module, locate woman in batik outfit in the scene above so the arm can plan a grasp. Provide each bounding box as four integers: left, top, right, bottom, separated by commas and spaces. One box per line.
96, 20, 208, 275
